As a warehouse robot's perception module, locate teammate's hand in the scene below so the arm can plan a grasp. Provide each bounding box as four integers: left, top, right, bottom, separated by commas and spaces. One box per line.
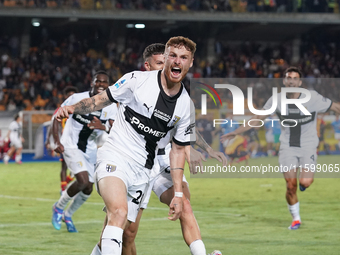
207, 147, 228, 166
88, 116, 104, 130
54, 141, 64, 154
56, 105, 74, 122
21, 137, 25, 143
220, 132, 236, 143
168, 196, 182, 221
186, 147, 205, 175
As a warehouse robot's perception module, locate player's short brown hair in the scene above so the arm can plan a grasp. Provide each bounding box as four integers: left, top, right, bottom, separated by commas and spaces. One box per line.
143, 43, 165, 61
284, 67, 303, 78
63, 86, 78, 96
166, 36, 196, 55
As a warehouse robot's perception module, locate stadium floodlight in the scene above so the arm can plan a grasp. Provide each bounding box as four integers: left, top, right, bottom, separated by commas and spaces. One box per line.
135, 24, 145, 29
31, 18, 40, 27
126, 24, 134, 28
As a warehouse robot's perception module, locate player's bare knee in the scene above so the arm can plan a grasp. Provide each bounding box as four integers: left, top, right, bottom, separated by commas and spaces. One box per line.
299, 178, 313, 188
107, 207, 128, 226
82, 183, 93, 195
286, 181, 297, 194
123, 227, 137, 244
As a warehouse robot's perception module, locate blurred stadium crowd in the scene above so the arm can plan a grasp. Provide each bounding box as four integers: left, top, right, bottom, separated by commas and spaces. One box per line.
0, 0, 340, 13
1, 32, 340, 112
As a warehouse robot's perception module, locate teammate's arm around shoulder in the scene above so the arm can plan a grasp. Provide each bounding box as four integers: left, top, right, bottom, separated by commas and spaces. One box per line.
168, 142, 186, 221
56, 90, 113, 121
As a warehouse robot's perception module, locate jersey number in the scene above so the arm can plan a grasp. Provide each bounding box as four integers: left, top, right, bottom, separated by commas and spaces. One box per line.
310, 155, 315, 161
132, 190, 143, 205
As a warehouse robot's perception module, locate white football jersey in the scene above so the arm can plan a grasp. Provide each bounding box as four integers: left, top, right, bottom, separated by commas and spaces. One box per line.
60, 91, 118, 155
101, 70, 195, 170
9, 120, 21, 141
263, 90, 332, 149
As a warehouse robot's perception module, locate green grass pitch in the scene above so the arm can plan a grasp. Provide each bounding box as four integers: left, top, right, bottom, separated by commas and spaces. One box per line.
1, 155, 340, 255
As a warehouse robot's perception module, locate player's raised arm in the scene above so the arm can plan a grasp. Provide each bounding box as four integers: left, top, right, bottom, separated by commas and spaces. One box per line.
220, 114, 269, 143
55, 90, 113, 121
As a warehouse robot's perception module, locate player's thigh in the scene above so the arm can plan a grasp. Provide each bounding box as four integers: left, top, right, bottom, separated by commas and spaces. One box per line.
279, 148, 300, 180
63, 148, 94, 183
96, 158, 148, 223
299, 148, 317, 179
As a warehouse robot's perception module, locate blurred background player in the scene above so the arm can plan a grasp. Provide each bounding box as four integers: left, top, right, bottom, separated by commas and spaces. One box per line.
222, 66, 340, 230
46, 86, 79, 193
224, 135, 249, 165
51, 71, 117, 233
3, 113, 24, 164
218, 113, 239, 153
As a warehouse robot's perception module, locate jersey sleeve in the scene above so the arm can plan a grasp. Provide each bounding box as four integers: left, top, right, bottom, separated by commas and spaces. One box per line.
107, 103, 118, 121
106, 72, 139, 105
172, 99, 196, 146
61, 94, 77, 107
313, 91, 332, 113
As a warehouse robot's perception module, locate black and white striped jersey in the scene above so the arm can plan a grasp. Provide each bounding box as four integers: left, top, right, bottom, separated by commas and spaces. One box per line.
263, 90, 332, 149
103, 70, 195, 169
60, 91, 118, 154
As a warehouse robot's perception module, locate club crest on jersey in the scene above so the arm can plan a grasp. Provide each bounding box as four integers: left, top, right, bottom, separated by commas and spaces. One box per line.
77, 161, 83, 167
106, 164, 116, 172
169, 115, 181, 127
114, 79, 126, 89
184, 123, 195, 136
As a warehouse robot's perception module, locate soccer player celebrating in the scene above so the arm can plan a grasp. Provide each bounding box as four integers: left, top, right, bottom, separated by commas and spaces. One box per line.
221, 67, 340, 230
90, 43, 226, 255
51, 71, 117, 233
56, 36, 198, 254
3, 113, 24, 164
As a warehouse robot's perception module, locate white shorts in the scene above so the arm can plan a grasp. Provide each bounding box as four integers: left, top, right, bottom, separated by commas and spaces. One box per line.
10, 137, 22, 149
95, 147, 150, 222
265, 132, 274, 143
63, 148, 96, 183
279, 146, 317, 172
335, 133, 340, 140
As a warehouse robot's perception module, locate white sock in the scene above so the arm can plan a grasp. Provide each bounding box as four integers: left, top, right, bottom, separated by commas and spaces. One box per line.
288, 202, 301, 222
101, 225, 123, 255
56, 190, 72, 210
64, 191, 90, 218
15, 154, 22, 162
189, 239, 206, 255
3, 154, 9, 163
90, 244, 102, 255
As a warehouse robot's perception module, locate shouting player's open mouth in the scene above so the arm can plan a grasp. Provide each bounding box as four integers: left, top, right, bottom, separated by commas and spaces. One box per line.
171, 67, 182, 78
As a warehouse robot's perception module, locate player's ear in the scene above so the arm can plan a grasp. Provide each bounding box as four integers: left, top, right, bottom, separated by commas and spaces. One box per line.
190, 57, 194, 68
144, 61, 150, 71
298, 79, 302, 87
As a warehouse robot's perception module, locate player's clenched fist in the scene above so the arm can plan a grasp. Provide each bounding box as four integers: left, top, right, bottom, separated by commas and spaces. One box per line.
56, 105, 75, 121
